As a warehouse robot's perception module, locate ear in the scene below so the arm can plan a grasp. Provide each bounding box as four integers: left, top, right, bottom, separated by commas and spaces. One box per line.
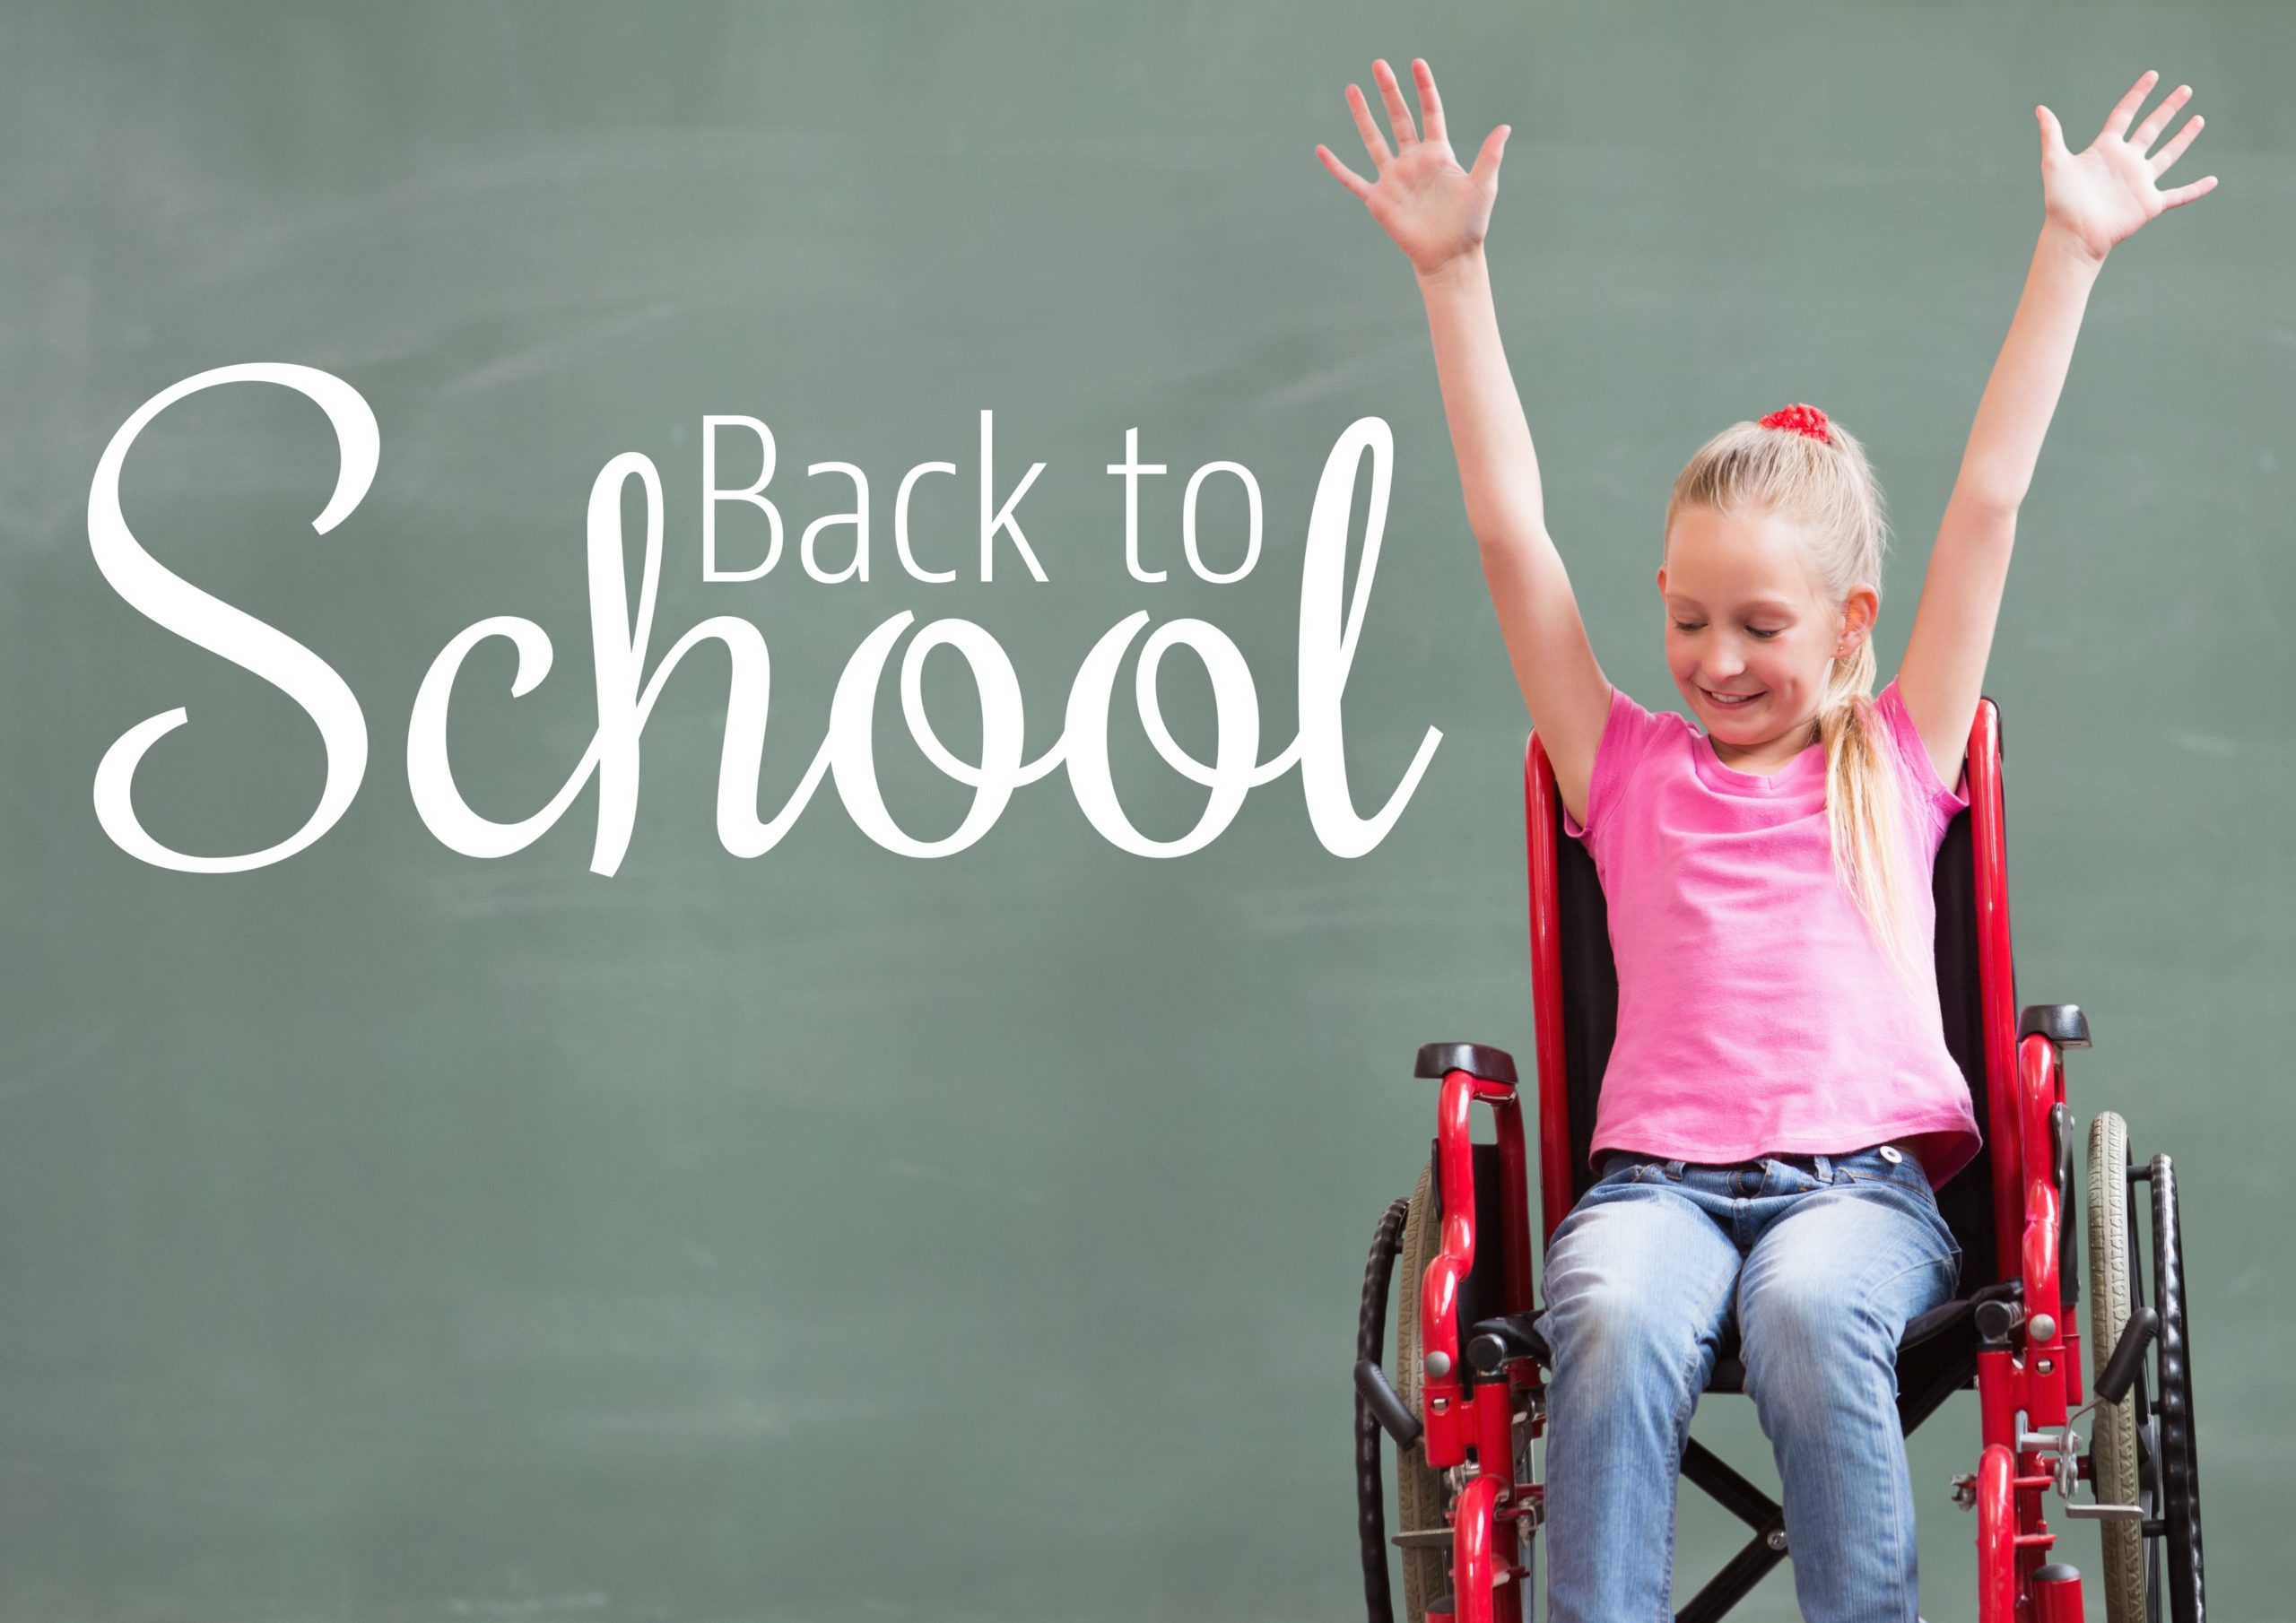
1840, 585, 1880, 647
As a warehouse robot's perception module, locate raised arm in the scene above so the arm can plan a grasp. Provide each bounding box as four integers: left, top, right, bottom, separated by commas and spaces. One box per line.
1317, 58, 1611, 823
1899, 70, 2217, 786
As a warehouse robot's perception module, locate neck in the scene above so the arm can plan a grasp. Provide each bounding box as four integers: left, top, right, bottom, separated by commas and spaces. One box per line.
1711, 716, 1822, 774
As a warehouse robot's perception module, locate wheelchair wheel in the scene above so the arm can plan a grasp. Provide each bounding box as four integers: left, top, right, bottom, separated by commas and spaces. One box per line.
2149, 1152, 2205, 1623
2087, 1111, 2156, 1623
1392, 1158, 1451, 1621
2086, 1115, 2206, 1623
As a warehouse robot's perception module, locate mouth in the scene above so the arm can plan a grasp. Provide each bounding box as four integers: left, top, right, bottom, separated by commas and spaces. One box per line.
1701, 687, 1764, 710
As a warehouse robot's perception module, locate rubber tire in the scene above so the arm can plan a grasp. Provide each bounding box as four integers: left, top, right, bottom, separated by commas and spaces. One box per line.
1394, 1159, 1450, 1621
2088, 1111, 2151, 1623
2150, 1155, 2205, 1623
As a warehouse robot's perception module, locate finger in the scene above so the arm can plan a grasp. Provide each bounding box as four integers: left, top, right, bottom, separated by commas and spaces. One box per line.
2099, 68, 2160, 143
2036, 105, 2067, 161
1373, 57, 1419, 146
1413, 58, 1448, 146
2159, 173, 2219, 210
2130, 82, 2192, 153
1469, 123, 1510, 187
1316, 143, 1376, 202
2150, 112, 2205, 178
1345, 82, 1394, 170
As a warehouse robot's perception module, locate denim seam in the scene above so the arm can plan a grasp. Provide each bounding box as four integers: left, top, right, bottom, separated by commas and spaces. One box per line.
1659, 1351, 1688, 1620
1880, 1260, 1927, 1620
1658, 1272, 1733, 1621
1857, 1249, 1947, 1618
1890, 1396, 1918, 1620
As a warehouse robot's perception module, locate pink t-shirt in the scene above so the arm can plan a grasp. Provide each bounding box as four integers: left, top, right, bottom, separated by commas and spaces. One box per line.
1561, 677, 1984, 1191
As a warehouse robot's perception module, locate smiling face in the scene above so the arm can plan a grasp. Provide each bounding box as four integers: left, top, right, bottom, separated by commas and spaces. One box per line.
1657, 505, 1876, 767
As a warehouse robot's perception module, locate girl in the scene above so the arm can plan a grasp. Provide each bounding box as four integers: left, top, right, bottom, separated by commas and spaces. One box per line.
1319, 58, 2215, 1623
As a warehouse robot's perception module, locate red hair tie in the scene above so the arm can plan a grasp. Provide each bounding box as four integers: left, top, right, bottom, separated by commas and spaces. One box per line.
1760, 403, 1831, 443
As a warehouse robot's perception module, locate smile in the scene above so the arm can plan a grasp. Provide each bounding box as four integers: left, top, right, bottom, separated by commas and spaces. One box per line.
1702, 688, 1762, 708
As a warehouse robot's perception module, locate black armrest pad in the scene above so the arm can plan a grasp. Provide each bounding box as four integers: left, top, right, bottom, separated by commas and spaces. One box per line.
1414, 1042, 1519, 1089
2017, 1003, 2092, 1049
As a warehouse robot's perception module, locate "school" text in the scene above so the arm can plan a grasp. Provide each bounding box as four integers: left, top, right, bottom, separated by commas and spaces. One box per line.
88, 364, 1440, 875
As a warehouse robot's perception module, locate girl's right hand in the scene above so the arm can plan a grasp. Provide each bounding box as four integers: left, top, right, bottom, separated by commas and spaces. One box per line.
1317, 58, 1510, 278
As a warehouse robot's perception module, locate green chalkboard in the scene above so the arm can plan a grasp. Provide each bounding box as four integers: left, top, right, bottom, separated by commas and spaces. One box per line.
4, 4, 2288, 1619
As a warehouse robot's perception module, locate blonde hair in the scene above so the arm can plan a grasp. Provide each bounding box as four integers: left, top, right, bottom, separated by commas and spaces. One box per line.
1662, 412, 1929, 989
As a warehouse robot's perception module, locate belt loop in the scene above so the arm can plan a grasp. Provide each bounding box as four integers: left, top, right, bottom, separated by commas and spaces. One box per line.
1664, 1159, 1687, 1181
1813, 1152, 1833, 1185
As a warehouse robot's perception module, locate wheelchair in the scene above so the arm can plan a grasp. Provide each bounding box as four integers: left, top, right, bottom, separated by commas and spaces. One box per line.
1352, 696, 2206, 1623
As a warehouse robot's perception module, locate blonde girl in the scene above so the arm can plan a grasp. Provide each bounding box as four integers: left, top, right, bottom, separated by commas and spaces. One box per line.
1320, 57, 2214, 1622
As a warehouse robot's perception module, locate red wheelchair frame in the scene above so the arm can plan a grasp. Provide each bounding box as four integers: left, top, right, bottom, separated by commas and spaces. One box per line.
1353, 696, 2204, 1623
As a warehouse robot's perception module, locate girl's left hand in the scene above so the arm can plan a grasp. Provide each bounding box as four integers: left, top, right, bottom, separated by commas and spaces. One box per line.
2036, 70, 2218, 262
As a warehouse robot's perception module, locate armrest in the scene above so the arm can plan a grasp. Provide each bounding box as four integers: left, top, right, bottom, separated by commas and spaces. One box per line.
1413, 1042, 1519, 1089
2017, 1003, 2091, 1049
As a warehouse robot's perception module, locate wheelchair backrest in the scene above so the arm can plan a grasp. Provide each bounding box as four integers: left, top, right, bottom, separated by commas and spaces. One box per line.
1528, 699, 2005, 1291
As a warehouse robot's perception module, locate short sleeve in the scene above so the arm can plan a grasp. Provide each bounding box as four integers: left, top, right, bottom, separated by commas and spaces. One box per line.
1873, 677, 1970, 837
1560, 683, 1668, 846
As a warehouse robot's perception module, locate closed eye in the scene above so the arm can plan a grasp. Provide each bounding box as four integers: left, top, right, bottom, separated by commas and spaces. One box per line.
1672, 621, 1782, 640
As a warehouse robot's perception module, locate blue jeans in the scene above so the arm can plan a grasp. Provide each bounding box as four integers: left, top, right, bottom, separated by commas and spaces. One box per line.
1529, 1144, 1963, 1623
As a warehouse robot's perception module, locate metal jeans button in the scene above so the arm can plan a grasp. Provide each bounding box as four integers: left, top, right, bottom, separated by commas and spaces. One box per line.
1879, 1145, 1903, 1164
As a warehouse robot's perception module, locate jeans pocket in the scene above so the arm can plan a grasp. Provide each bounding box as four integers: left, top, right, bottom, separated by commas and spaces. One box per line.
1835, 1146, 1929, 1196
1839, 1152, 1961, 1286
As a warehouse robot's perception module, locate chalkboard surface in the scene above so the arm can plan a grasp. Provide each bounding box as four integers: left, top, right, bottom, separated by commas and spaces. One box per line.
5, 4, 2289, 1619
